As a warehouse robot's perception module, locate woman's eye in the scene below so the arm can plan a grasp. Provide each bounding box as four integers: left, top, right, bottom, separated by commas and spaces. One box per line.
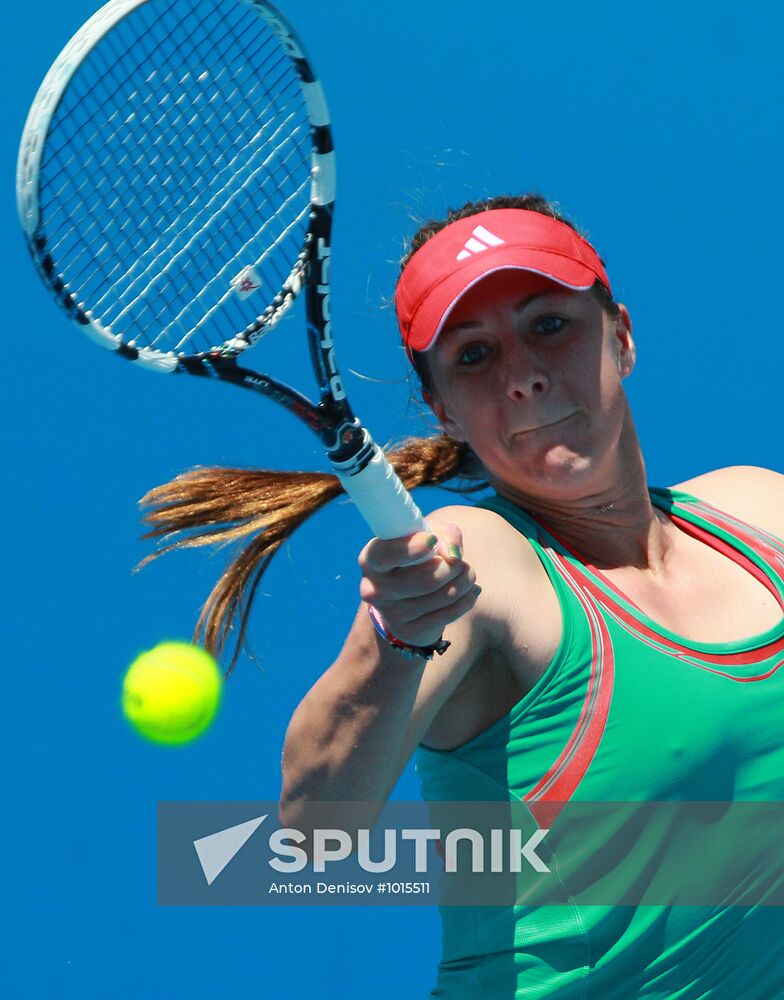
535, 315, 567, 335
456, 344, 488, 366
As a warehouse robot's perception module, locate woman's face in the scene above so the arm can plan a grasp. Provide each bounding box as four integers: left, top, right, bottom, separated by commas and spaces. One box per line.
425, 270, 635, 502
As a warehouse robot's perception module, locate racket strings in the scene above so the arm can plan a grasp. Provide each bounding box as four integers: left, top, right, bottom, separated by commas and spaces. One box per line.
110, 110, 304, 329
42, 4, 217, 312
110, 3, 309, 345
45, 1, 282, 231
43, 5, 178, 294
167, 178, 311, 350
211, 6, 315, 325
37, 0, 314, 355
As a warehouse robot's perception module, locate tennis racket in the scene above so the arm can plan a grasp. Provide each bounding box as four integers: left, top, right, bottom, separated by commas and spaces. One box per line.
16, 0, 425, 540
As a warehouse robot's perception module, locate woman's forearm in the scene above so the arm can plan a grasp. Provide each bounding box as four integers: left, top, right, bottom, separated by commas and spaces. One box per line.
280, 613, 428, 822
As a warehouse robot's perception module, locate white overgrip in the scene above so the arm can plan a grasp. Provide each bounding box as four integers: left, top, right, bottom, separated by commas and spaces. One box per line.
332, 437, 427, 540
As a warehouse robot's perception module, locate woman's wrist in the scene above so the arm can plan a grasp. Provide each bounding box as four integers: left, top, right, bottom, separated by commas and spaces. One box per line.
366, 604, 450, 661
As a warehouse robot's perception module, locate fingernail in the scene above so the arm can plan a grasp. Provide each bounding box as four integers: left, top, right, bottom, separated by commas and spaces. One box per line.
448, 544, 463, 560
425, 534, 439, 549
473, 585, 482, 598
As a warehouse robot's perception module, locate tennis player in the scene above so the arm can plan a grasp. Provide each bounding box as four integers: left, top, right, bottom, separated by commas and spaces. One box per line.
145, 193, 784, 997
279, 195, 784, 998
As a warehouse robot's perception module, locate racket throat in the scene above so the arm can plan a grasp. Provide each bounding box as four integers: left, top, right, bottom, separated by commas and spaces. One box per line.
324, 419, 373, 469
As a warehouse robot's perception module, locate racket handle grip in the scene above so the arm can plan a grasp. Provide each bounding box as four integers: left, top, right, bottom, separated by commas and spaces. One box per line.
330, 432, 427, 540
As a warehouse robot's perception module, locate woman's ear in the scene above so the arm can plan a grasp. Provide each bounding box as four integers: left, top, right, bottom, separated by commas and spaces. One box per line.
614, 304, 636, 378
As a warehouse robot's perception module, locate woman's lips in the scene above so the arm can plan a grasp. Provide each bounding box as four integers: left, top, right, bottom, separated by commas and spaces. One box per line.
514, 412, 577, 435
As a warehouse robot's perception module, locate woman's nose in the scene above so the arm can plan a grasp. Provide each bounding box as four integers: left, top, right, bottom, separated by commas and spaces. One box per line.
503, 345, 549, 400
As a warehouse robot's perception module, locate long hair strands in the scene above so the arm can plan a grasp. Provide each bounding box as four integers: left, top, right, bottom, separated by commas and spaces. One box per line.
138, 436, 472, 672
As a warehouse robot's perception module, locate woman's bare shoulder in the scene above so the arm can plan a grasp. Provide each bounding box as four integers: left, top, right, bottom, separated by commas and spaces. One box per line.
672, 466, 784, 538
426, 501, 544, 569
425, 501, 559, 649
426, 500, 532, 532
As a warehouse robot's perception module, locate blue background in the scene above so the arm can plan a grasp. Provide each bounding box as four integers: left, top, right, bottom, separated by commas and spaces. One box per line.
3, 1, 782, 996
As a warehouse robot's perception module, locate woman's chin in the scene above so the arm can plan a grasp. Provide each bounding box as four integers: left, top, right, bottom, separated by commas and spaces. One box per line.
492, 450, 595, 500
529, 446, 593, 483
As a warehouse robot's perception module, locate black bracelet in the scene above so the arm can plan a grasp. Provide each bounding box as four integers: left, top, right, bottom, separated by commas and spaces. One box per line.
367, 605, 451, 661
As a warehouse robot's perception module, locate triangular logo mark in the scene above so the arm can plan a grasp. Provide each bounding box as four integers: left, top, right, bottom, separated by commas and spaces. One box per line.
193, 814, 268, 885
456, 224, 505, 261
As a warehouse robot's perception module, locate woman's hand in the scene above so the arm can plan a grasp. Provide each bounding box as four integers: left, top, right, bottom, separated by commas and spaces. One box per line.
357, 524, 480, 648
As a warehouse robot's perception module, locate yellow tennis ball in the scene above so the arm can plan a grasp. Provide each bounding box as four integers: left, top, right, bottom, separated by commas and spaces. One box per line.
122, 641, 222, 746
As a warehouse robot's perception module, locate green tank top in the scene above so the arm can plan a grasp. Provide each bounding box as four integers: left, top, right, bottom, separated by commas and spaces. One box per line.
416, 488, 784, 999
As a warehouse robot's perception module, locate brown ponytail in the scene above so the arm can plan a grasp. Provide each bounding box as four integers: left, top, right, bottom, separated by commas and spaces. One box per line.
139, 434, 481, 672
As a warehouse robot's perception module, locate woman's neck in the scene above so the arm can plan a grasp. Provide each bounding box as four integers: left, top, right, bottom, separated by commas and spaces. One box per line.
490, 428, 676, 573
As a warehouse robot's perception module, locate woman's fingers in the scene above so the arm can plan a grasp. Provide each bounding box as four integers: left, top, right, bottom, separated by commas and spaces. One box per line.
359, 530, 440, 574
378, 568, 480, 625
357, 523, 479, 647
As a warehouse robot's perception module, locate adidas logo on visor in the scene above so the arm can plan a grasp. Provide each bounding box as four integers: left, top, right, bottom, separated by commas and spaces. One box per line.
456, 224, 505, 261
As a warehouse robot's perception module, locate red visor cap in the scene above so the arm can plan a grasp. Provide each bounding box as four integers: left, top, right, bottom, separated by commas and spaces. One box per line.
396, 209, 612, 354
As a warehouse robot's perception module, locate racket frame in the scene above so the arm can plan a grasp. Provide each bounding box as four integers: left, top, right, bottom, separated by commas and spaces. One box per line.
17, 0, 427, 539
